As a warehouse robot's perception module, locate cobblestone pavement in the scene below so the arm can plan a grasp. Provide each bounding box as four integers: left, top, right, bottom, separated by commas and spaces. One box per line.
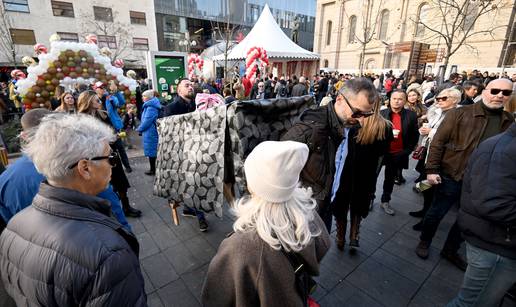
125, 154, 464, 307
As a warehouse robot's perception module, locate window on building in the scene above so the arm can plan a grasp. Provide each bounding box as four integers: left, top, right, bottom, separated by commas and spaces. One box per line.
378, 10, 389, 40
324, 59, 329, 68
326, 20, 332, 46
348, 15, 357, 43
133, 37, 149, 50
10, 28, 36, 45
94, 6, 113, 22
57, 32, 78, 42
461, 2, 478, 32
98, 35, 117, 49
415, 3, 430, 38
3, 0, 29, 12
51, 1, 74, 17
130, 11, 146, 25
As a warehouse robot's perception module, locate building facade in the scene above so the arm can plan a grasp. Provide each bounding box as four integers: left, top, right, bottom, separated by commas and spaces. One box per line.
314, 0, 516, 76
154, 0, 317, 54
0, 0, 158, 71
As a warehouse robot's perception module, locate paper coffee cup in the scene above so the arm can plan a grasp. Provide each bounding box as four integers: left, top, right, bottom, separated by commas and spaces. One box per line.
393, 129, 400, 138
422, 123, 430, 128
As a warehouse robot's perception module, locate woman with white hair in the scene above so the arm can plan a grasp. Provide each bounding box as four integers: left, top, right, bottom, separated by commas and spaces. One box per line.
136, 90, 162, 175
411, 87, 461, 230
0, 113, 147, 306
202, 141, 331, 307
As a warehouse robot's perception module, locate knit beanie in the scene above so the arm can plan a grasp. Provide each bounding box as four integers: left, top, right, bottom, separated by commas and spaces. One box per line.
244, 141, 309, 203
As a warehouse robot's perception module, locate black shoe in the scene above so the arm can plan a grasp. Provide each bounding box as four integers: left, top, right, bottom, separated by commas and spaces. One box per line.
415, 240, 430, 259
409, 210, 426, 218
394, 178, 402, 185
144, 170, 155, 176
199, 219, 208, 232
440, 250, 467, 271
412, 221, 423, 231
125, 167, 132, 173
124, 205, 142, 218
349, 239, 359, 248
182, 208, 196, 218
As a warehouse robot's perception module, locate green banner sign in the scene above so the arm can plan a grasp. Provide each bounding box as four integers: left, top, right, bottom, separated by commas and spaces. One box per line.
154, 55, 186, 98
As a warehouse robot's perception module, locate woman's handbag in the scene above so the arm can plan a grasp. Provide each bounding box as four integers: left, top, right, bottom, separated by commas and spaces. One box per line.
412, 145, 427, 160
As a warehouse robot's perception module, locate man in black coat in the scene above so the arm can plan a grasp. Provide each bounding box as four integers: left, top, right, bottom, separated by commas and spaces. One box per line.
379, 90, 419, 215
291, 76, 308, 97
449, 123, 516, 306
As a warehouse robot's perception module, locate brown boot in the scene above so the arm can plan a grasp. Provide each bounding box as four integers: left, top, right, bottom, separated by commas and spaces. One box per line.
335, 218, 346, 251
349, 215, 361, 249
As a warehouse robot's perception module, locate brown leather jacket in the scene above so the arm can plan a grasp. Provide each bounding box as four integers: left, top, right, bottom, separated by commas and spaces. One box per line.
426, 102, 515, 181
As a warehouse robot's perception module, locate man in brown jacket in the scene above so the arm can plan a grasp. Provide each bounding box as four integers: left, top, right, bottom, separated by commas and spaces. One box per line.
415, 78, 515, 270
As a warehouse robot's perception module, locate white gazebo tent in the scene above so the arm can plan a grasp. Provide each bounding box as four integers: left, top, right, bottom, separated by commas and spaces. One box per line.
213, 3, 319, 78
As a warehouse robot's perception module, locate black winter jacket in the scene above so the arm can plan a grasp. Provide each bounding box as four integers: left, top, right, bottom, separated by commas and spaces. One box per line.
380, 108, 419, 168
281, 102, 345, 201
458, 123, 516, 259
0, 182, 147, 306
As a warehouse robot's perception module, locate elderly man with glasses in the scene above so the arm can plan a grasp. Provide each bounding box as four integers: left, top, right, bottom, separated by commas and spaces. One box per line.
282, 78, 377, 232
415, 78, 515, 271
0, 114, 146, 306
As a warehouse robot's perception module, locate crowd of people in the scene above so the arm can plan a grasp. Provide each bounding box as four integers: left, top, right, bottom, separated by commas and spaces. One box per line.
0, 66, 515, 307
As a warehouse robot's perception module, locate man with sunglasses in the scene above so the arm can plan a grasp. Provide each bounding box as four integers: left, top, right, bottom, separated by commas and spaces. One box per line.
379, 90, 419, 216
416, 78, 515, 270
282, 78, 377, 232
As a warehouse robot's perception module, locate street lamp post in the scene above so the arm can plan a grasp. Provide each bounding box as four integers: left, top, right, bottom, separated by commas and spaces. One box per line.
178, 31, 197, 53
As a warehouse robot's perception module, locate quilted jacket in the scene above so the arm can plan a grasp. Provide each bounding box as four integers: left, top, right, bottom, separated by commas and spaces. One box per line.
0, 182, 147, 306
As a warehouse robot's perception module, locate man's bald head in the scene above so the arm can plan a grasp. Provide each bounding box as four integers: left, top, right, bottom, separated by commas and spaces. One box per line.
482, 78, 514, 109
21, 109, 51, 131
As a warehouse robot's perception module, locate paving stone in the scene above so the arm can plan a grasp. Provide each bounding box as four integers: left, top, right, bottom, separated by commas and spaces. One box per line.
408, 275, 461, 307
430, 259, 465, 287
315, 263, 345, 290
346, 257, 419, 306
142, 268, 155, 294
318, 292, 346, 306
332, 281, 385, 307
157, 279, 200, 307
128, 217, 147, 235
148, 222, 181, 251
142, 253, 179, 288
169, 219, 201, 241
183, 235, 217, 264
162, 243, 204, 275
137, 232, 160, 259
371, 248, 429, 284
181, 264, 209, 303
147, 292, 164, 307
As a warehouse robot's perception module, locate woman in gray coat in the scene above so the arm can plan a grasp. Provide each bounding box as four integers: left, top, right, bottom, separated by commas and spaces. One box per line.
0, 113, 147, 306
202, 141, 331, 307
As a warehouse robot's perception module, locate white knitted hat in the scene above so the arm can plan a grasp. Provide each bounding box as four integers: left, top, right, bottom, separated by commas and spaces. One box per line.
244, 141, 309, 203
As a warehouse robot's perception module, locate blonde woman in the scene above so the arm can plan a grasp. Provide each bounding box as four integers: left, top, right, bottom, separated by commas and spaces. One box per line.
505, 94, 516, 115
54, 92, 77, 114
406, 88, 427, 127
332, 100, 393, 250
202, 141, 330, 307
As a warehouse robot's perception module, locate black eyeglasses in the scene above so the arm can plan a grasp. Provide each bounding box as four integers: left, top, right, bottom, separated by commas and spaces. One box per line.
435, 96, 448, 102
339, 94, 375, 118
489, 88, 513, 96
67, 151, 118, 169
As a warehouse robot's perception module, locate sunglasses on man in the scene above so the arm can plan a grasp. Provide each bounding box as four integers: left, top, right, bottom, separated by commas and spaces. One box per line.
67, 151, 119, 169
488, 88, 513, 96
339, 94, 375, 118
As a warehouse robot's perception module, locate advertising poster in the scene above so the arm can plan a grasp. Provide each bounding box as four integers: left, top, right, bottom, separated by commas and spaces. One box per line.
147, 52, 188, 99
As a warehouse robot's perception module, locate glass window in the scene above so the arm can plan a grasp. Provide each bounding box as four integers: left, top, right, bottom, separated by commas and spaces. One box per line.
378, 10, 389, 40
326, 20, 332, 46
415, 3, 430, 38
94, 6, 113, 22
10, 28, 36, 45
51, 1, 74, 17
348, 16, 357, 43
98, 35, 117, 49
133, 37, 149, 50
462, 2, 478, 31
130, 11, 146, 25
324, 59, 329, 68
3, 0, 29, 12
57, 32, 78, 42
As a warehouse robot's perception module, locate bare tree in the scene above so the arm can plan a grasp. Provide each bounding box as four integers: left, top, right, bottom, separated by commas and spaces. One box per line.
412, 0, 509, 76
79, 9, 134, 62
210, 19, 240, 82
347, 0, 386, 76
0, 5, 17, 67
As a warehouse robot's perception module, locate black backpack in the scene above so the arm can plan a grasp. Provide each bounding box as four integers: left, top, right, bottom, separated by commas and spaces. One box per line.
278, 85, 288, 97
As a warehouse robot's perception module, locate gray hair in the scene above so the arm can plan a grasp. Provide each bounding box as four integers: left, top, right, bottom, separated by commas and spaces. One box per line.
438, 88, 462, 103
142, 89, 154, 100
339, 78, 379, 104
299, 76, 306, 83
23, 113, 116, 182
232, 185, 321, 252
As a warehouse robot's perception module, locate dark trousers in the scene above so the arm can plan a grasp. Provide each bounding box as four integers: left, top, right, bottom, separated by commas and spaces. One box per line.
149, 157, 156, 172
381, 153, 404, 203
420, 176, 464, 253
113, 138, 131, 169
317, 198, 333, 233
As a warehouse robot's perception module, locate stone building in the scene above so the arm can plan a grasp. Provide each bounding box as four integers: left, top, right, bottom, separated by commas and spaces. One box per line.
314, 0, 516, 77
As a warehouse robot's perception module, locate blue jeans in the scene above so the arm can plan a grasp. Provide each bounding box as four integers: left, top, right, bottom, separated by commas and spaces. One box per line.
184, 205, 205, 221
420, 176, 464, 252
447, 243, 516, 307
